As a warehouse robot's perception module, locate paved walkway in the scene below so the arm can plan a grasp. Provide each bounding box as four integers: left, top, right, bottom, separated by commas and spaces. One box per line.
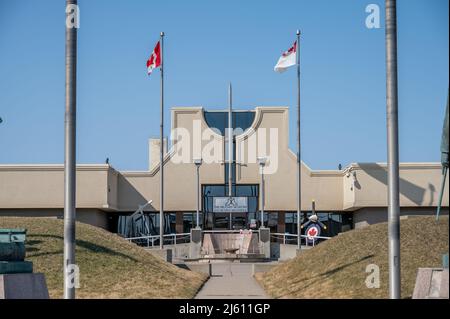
195, 263, 270, 299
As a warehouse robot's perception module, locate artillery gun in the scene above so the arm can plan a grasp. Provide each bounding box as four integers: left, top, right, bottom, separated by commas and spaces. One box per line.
0, 229, 33, 274
0, 228, 49, 299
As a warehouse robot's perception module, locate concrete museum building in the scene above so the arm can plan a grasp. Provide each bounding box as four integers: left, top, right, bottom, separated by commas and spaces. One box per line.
0, 106, 448, 239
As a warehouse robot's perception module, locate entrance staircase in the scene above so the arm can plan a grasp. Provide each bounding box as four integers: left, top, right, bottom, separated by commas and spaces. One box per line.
201, 231, 264, 260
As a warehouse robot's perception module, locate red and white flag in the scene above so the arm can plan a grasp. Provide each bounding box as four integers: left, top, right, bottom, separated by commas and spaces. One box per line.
274, 41, 297, 73
146, 41, 161, 75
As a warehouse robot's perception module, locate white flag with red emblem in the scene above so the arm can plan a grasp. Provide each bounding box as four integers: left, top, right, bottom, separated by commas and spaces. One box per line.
146, 41, 161, 75
274, 41, 297, 73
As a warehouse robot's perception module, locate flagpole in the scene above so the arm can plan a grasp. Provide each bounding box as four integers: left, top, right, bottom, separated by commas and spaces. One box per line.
64, 0, 77, 299
159, 31, 165, 249
296, 30, 302, 251
228, 83, 233, 230
385, 0, 401, 299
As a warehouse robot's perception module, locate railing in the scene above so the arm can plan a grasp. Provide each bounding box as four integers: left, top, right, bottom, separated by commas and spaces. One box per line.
202, 229, 259, 234
125, 233, 191, 248
270, 233, 331, 247
125, 230, 258, 249
125, 230, 331, 249
271, 232, 299, 245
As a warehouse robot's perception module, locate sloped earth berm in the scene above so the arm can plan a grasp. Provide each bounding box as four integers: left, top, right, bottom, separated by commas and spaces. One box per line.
256, 216, 449, 299
0, 217, 207, 298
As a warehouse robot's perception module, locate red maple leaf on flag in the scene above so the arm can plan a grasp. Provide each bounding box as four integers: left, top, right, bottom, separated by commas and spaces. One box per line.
146, 41, 161, 75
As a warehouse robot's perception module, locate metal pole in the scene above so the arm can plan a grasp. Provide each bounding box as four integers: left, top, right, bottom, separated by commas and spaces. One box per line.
228, 83, 233, 198
159, 31, 165, 249
196, 164, 200, 228
296, 30, 302, 250
228, 83, 233, 230
260, 164, 265, 227
385, 0, 401, 299
64, 0, 77, 299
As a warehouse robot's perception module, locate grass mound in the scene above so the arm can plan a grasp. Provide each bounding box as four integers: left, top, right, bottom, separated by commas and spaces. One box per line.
0, 217, 207, 299
257, 216, 448, 298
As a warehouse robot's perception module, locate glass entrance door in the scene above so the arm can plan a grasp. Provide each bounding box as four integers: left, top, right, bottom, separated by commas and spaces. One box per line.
212, 213, 229, 229
212, 212, 248, 230
231, 213, 247, 230
203, 185, 259, 230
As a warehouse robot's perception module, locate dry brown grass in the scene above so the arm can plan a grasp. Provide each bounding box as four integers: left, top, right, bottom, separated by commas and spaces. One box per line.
0, 217, 207, 299
257, 216, 449, 299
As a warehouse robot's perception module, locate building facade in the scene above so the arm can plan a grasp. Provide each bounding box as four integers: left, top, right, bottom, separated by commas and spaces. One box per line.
0, 106, 448, 238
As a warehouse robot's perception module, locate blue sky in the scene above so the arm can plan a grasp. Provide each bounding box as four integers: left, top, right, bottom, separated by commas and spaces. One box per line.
0, 0, 448, 171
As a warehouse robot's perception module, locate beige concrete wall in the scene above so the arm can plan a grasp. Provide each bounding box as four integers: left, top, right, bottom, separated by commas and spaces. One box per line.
118, 107, 225, 212
0, 165, 111, 209
0, 208, 110, 229
343, 163, 449, 210
353, 207, 449, 229
117, 107, 344, 212
148, 137, 167, 170
343, 168, 356, 209
235, 107, 343, 211
107, 168, 120, 211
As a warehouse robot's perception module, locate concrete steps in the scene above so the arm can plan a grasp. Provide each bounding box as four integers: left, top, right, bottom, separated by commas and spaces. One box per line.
201, 232, 260, 257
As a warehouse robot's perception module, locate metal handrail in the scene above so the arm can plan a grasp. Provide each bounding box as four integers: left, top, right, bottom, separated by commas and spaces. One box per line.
126, 230, 332, 249
125, 232, 190, 241
271, 232, 331, 239
270, 232, 331, 246
125, 233, 191, 248
202, 229, 259, 233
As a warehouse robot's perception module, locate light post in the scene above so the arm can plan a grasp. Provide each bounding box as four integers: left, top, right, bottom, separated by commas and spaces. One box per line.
385, 0, 401, 298
194, 158, 202, 228
64, 0, 77, 299
257, 157, 267, 228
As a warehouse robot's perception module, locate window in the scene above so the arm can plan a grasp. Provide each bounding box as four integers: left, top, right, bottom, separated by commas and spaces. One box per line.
182, 212, 203, 233
267, 213, 278, 233
204, 111, 255, 188
202, 184, 259, 230
204, 111, 255, 136
284, 212, 298, 234
117, 212, 176, 237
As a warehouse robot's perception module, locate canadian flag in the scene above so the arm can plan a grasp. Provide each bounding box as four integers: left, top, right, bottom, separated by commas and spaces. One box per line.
274, 41, 297, 73
146, 41, 161, 75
